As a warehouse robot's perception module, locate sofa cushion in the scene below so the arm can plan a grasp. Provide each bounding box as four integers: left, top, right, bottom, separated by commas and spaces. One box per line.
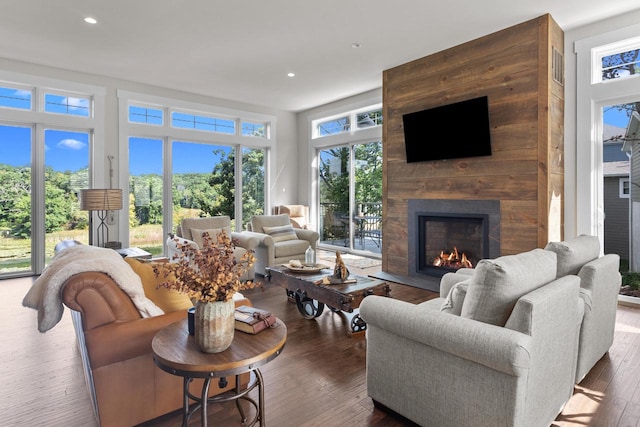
124, 257, 194, 313
440, 280, 469, 315
262, 224, 298, 242
179, 216, 231, 240
460, 248, 557, 326
190, 226, 232, 248
544, 234, 600, 277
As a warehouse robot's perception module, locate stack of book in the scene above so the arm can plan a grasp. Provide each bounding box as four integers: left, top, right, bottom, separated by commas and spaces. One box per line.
234, 306, 276, 334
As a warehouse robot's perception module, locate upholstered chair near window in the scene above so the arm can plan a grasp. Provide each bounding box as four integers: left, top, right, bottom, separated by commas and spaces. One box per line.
273, 205, 313, 230
168, 216, 259, 281
244, 213, 319, 275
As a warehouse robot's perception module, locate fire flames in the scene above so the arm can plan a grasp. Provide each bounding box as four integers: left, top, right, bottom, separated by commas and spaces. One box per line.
432, 247, 473, 269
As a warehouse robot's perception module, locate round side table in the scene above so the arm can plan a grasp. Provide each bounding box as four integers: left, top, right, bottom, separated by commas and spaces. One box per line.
152, 318, 287, 427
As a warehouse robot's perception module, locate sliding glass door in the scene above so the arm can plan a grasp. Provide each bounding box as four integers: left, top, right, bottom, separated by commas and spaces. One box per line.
318, 140, 382, 255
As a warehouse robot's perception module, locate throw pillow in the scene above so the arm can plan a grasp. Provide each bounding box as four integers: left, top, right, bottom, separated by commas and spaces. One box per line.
124, 257, 193, 313
190, 227, 231, 248
262, 224, 298, 242
544, 234, 600, 277
440, 280, 469, 315
460, 248, 557, 326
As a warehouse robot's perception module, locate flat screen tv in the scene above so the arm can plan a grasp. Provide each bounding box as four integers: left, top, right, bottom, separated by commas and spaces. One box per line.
402, 96, 492, 163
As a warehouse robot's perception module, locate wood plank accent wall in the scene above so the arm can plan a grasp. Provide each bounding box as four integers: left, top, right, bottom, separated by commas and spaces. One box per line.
382, 14, 564, 276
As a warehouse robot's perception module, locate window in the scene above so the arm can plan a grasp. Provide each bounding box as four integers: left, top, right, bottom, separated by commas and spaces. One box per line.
44, 92, 91, 117
0, 74, 104, 278
316, 116, 350, 136
312, 104, 382, 139
171, 111, 236, 134
242, 121, 266, 138
0, 85, 31, 110
119, 91, 274, 254
620, 178, 630, 198
602, 48, 640, 82
129, 105, 163, 125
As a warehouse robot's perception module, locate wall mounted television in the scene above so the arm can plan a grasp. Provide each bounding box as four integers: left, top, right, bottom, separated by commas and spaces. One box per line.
402, 96, 492, 163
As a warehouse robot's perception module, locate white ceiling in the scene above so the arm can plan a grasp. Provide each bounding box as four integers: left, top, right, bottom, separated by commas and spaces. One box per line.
1, 1, 638, 112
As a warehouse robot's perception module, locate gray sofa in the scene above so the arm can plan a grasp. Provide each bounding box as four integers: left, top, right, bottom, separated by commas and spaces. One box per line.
360, 248, 584, 427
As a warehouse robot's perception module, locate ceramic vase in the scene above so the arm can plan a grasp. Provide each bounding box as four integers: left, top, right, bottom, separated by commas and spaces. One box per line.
194, 299, 235, 353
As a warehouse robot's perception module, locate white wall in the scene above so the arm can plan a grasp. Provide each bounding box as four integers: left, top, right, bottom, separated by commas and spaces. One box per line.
564, 8, 640, 239
0, 57, 297, 241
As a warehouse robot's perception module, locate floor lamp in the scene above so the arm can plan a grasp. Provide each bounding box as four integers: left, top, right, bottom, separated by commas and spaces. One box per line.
80, 189, 123, 247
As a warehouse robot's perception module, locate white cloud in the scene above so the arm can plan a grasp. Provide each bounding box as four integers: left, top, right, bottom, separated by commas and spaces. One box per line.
57, 139, 86, 150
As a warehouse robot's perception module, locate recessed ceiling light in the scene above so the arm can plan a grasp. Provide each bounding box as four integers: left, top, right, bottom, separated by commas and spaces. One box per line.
351, 43, 362, 49
84, 17, 97, 24
287, 72, 295, 78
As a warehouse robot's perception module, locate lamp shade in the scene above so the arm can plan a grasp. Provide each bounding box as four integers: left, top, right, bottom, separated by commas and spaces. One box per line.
80, 189, 123, 211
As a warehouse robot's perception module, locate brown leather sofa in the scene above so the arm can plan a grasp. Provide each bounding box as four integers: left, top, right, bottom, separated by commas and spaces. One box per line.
62, 271, 251, 427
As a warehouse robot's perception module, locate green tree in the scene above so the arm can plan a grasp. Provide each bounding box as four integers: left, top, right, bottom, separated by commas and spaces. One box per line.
319, 146, 350, 213
203, 148, 235, 218
241, 148, 265, 226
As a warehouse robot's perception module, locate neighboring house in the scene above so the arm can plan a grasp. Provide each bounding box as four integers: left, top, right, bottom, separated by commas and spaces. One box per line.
603, 124, 630, 260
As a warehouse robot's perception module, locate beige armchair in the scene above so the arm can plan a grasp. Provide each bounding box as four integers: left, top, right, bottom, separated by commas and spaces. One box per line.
244, 214, 319, 275
274, 205, 312, 230
171, 216, 259, 281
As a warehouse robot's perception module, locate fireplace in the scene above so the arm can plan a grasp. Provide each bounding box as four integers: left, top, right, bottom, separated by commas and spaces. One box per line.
407, 199, 500, 281
418, 213, 489, 277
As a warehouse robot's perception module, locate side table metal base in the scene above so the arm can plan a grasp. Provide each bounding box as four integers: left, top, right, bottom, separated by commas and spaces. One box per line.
183, 369, 264, 427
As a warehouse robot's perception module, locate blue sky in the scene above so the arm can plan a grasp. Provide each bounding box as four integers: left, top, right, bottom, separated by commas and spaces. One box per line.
1, 126, 231, 175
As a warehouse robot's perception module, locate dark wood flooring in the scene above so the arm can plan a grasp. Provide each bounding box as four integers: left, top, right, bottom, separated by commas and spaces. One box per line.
3, 264, 640, 426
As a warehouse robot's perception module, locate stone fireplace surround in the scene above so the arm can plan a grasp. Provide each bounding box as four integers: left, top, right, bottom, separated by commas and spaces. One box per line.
406, 199, 501, 286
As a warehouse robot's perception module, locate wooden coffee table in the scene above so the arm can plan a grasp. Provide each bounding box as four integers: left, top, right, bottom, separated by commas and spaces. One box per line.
265, 265, 390, 335
152, 318, 286, 427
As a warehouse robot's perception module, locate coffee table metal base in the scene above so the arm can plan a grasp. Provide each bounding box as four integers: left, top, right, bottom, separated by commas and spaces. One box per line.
181, 370, 264, 427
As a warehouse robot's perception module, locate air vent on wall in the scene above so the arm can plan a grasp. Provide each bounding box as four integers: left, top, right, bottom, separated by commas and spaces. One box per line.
552, 47, 564, 86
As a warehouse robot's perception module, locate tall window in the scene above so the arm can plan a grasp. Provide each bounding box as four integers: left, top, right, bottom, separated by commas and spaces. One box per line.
119, 91, 273, 255
0, 76, 104, 277
576, 27, 640, 272
318, 141, 383, 255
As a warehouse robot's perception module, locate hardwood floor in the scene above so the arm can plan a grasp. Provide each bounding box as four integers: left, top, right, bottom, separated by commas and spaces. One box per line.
3, 264, 640, 426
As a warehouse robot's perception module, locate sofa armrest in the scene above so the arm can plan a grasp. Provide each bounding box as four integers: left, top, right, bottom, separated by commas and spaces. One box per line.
85, 310, 186, 369
294, 229, 319, 248
232, 232, 259, 251
359, 296, 532, 376
242, 231, 274, 248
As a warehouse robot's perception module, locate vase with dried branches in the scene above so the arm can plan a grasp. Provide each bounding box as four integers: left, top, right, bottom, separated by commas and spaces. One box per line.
154, 230, 258, 353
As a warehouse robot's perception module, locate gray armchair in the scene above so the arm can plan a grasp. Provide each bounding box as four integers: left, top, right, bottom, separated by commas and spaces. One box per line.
544, 234, 621, 382
360, 249, 583, 427
170, 216, 259, 281
243, 214, 319, 275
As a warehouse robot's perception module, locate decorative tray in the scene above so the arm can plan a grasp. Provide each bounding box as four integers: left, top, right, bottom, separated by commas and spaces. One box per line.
282, 263, 330, 274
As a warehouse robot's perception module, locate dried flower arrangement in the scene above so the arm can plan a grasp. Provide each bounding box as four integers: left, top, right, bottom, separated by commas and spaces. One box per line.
153, 230, 258, 303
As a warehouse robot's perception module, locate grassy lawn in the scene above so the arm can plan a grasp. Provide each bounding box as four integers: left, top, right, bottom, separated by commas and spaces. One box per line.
0, 225, 164, 273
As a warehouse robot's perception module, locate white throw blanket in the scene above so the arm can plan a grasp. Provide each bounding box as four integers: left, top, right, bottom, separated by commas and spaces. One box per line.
22, 245, 164, 332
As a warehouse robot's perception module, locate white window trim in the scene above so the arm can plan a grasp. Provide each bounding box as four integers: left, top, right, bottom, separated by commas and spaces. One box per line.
620, 178, 631, 198
117, 90, 276, 245
574, 23, 640, 249
311, 103, 382, 139
0, 70, 105, 275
